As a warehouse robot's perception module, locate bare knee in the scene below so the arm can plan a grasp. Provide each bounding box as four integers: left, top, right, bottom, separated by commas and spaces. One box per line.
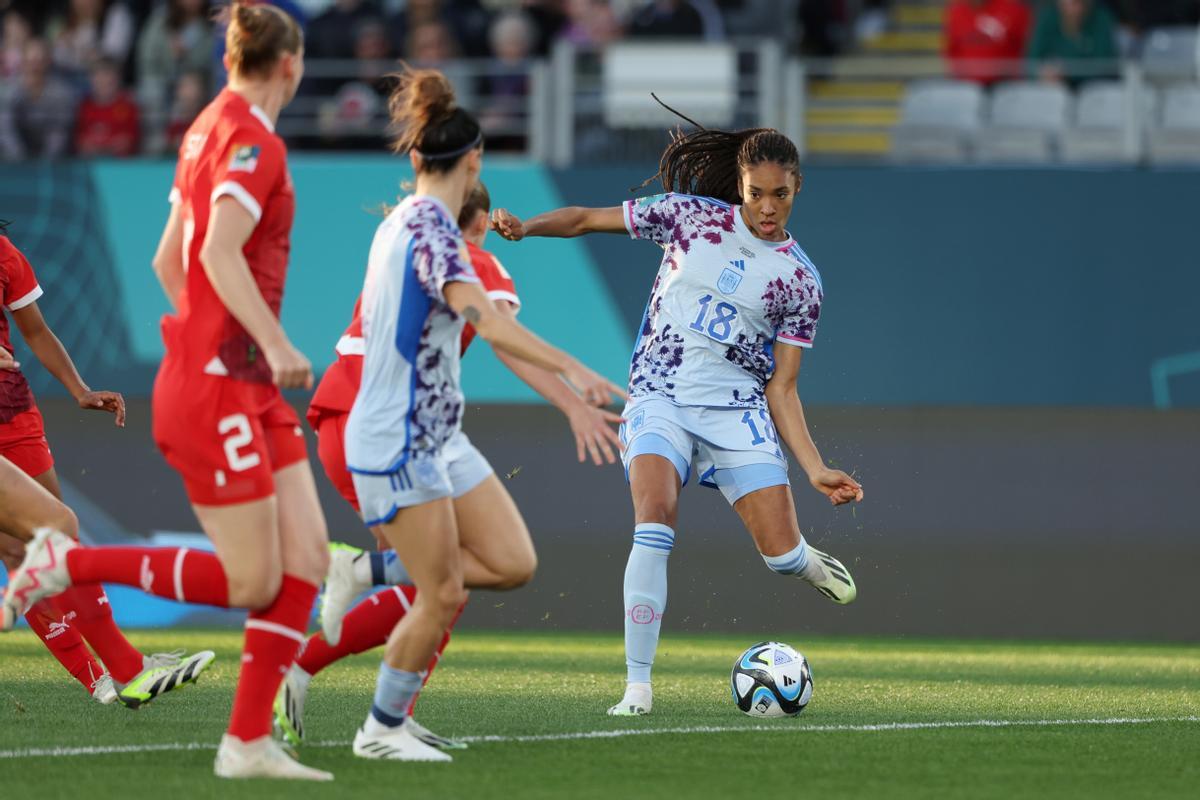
46, 505, 79, 540
291, 539, 330, 587
493, 550, 537, 590
425, 579, 468, 628
227, 567, 282, 610
633, 496, 677, 529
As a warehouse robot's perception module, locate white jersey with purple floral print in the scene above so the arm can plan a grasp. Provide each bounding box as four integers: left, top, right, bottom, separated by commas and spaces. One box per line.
345, 195, 480, 475
622, 192, 823, 409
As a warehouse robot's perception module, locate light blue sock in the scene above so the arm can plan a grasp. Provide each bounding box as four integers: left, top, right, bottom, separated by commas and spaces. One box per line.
623, 523, 674, 684
762, 538, 819, 581
370, 662, 424, 728
368, 550, 411, 586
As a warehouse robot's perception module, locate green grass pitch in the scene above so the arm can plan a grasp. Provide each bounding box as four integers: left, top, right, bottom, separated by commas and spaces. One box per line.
1, 629, 1198, 799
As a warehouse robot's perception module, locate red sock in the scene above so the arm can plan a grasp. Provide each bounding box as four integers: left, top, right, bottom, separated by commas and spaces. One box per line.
66, 547, 229, 607
59, 584, 145, 684
296, 585, 418, 676
407, 598, 467, 715
228, 575, 318, 742
25, 598, 103, 694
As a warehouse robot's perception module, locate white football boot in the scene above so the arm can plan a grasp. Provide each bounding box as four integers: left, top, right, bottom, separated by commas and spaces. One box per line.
320, 543, 373, 646
273, 663, 312, 748
406, 717, 468, 750
801, 544, 857, 604
214, 734, 333, 781
352, 720, 452, 762
115, 649, 216, 709
607, 681, 652, 716
2, 528, 75, 631
90, 672, 119, 705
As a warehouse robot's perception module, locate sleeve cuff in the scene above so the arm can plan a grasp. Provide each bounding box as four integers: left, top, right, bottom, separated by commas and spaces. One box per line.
6, 284, 43, 311
775, 333, 813, 349
487, 290, 521, 309
211, 181, 263, 223
622, 200, 638, 240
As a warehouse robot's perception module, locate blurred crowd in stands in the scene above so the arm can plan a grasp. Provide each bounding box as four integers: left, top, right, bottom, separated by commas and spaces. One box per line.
0, 0, 903, 158
945, 0, 1200, 86
1, 1, 1198, 160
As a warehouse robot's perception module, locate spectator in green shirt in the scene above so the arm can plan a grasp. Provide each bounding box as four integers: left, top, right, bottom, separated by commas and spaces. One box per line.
1028, 0, 1119, 85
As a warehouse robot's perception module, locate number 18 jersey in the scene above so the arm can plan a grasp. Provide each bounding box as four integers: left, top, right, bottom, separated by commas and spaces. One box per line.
622, 193, 823, 410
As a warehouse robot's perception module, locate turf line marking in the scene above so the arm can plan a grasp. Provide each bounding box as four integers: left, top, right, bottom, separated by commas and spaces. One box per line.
2, 715, 1196, 760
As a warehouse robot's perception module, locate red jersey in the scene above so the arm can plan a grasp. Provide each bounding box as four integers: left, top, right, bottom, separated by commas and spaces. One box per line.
944, 0, 1032, 85
307, 240, 519, 423
0, 237, 43, 422
166, 88, 295, 383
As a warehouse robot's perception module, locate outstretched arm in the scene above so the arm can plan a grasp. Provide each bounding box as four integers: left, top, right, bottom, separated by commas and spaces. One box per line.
489, 301, 623, 465
11, 302, 126, 426
444, 280, 625, 408
765, 345, 862, 506
491, 206, 626, 241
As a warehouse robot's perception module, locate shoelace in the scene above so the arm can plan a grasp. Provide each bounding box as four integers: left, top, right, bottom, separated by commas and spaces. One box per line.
89, 671, 113, 694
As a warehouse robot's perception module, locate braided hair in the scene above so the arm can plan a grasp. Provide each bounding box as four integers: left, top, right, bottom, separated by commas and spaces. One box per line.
638, 98, 800, 204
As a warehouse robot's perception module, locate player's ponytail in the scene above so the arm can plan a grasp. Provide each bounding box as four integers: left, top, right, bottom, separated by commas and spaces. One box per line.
225, 0, 302, 80
389, 65, 482, 175
638, 97, 800, 204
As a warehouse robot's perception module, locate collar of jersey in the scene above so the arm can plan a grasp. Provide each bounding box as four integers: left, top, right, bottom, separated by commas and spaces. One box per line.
403, 194, 461, 231
223, 88, 275, 134
732, 204, 794, 254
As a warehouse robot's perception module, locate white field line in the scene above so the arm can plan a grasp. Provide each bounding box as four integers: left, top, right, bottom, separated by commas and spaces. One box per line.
1, 715, 1196, 760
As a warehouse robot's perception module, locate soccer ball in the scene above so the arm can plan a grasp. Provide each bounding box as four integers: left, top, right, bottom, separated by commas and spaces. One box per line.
730, 641, 813, 717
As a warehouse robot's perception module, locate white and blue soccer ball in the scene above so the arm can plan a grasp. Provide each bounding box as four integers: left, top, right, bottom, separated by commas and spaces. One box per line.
730, 641, 813, 717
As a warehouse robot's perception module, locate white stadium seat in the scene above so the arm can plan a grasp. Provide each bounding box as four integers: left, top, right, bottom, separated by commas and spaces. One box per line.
1060, 81, 1156, 164
1141, 26, 1200, 81
975, 81, 1072, 164
890, 80, 984, 164
1148, 84, 1200, 164
602, 42, 737, 129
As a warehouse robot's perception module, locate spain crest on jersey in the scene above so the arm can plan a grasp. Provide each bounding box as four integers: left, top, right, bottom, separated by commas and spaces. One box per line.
717, 267, 743, 295
228, 144, 260, 173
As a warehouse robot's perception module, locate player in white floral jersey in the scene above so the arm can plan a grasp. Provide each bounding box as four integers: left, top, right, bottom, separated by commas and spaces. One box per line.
344, 68, 623, 762
492, 123, 864, 716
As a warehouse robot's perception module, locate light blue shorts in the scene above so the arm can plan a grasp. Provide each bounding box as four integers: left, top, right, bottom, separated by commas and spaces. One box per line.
351, 431, 494, 526
618, 397, 790, 506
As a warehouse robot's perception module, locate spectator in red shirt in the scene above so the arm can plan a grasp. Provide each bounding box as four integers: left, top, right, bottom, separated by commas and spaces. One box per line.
944, 0, 1033, 84
73, 56, 139, 157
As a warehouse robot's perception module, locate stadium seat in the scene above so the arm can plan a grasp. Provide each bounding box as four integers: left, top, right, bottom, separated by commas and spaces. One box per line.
1141, 26, 1200, 81
889, 80, 984, 164
1060, 81, 1155, 164
975, 81, 1072, 164
1147, 84, 1200, 164
602, 42, 737, 129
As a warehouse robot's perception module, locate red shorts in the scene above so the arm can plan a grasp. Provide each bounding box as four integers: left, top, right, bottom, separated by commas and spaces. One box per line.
153, 364, 307, 507
0, 405, 54, 478
313, 410, 360, 512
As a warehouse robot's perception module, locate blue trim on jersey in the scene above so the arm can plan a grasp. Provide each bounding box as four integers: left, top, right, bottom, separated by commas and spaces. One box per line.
786, 242, 823, 293
396, 238, 429, 467
345, 240, 431, 477
677, 194, 731, 209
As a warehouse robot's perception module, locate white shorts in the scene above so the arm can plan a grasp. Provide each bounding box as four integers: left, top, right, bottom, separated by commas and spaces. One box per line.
618, 396, 790, 505
351, 430, 494, 526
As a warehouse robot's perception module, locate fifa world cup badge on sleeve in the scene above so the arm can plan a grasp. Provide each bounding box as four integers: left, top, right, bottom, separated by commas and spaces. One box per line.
229, 144, 260, 172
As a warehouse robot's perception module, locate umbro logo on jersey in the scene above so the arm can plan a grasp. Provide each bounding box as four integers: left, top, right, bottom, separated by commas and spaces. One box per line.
729, 259, 746, 271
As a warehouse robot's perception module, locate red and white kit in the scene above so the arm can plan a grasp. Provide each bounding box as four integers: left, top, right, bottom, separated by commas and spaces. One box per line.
306, 240, 520, 509
153, 88, 305, 506
0, 236, 52, 478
